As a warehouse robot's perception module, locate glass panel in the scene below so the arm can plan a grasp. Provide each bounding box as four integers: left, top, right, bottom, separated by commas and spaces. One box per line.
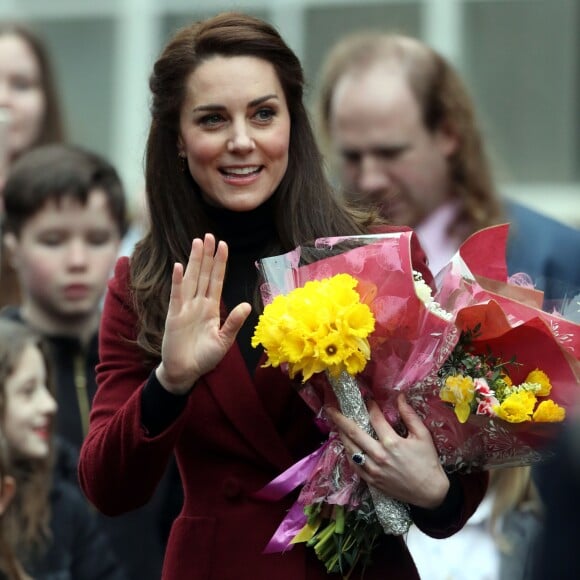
305, 2, 421, 92
30, 18, 115, 159
464, 0, 579, 183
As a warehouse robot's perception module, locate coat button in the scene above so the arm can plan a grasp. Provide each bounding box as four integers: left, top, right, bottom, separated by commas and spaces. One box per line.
222, 477, 242, 499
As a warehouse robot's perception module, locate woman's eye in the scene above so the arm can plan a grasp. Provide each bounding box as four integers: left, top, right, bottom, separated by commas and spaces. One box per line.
12, 76, 38, 92
199, 113, 225, 127
254, 108, 275, 122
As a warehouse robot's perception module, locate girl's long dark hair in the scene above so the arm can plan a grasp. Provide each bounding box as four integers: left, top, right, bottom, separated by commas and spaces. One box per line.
0, 321, 54, 568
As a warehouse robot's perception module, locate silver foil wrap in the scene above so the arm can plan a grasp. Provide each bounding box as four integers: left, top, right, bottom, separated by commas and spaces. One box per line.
328, 371, 412, 536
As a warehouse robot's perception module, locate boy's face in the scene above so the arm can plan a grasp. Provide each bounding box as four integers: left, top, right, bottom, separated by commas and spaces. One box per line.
4, 189, 121, 331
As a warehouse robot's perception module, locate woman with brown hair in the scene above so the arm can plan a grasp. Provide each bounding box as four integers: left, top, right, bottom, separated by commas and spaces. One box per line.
0, 23, 66, 309
78, 12, 487, 579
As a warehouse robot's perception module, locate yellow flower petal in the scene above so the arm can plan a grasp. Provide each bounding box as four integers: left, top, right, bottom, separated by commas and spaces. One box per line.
533, 399, 566, 422
494, 391, 536, 423
291, 519, 321, 544
251, 273, 375, 381
455, 402, 471, 423
525, 368, 552, 397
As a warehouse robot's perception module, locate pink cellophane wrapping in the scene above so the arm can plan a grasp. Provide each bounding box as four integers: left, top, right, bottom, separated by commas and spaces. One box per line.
257, 226, 580, 491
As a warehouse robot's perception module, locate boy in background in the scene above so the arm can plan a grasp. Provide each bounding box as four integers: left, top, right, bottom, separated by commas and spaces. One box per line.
1, 144, 170, 580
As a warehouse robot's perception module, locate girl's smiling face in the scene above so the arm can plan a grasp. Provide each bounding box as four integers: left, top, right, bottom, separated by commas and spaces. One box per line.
4, 342, 56, 460
178, 55, 291, 211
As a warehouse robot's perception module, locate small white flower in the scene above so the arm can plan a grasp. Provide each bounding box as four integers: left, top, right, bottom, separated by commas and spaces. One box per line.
413, 271, 453, 321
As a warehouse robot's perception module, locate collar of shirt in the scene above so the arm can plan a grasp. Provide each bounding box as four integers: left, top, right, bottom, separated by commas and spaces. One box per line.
415, 201, 463, 277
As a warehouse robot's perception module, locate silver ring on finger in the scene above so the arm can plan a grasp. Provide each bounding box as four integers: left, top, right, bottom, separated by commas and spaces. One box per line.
351, 451, 367, 466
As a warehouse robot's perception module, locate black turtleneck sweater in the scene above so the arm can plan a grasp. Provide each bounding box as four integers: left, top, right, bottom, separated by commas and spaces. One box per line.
141, 199, 281, 436
204, 198, 279, 372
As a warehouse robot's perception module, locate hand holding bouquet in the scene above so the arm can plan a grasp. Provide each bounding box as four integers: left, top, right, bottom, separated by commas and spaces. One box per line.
253, 270, 413, 575
252, 232, 453, 576
252, 226, 580, 577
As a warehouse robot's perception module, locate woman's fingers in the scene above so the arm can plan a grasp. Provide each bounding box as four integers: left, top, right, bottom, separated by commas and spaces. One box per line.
325, 407, 379, 456
167, 262, 185, 316
181, 237, 204, 300
193, 234, 217, 298
178, 234, 228, 303
368, 400, 400, 452
221, 302, 252, 344
207, 240, 228, 302
396, 394, 429, 439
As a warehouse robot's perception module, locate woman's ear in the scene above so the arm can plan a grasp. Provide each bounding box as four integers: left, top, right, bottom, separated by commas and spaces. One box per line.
0, 475, 16, 515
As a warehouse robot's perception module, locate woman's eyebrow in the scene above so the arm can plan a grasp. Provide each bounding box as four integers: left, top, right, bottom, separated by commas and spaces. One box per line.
193, 94, 279, 113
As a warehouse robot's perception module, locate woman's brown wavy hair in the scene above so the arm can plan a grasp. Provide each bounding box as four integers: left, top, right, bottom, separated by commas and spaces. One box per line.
131, 12, 377, 359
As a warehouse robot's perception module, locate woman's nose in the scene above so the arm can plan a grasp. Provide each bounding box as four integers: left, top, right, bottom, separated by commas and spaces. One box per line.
227, 122, 255, 153
40, 385, 57, 415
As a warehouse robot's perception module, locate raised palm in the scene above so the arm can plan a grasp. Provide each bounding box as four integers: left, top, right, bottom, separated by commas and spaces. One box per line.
157, 234, 251, 394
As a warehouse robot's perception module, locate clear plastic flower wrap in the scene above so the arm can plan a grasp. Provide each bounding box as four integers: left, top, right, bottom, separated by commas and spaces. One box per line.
251, 226, 580, 577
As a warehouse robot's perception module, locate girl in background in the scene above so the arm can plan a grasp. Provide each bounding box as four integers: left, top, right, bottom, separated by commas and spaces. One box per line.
406, 466, 542, 580
0, 429, 27, 580
0, 318, 125, 580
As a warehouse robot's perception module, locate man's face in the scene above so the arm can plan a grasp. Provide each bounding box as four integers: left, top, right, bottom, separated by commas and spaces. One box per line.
329, 65, 457, 228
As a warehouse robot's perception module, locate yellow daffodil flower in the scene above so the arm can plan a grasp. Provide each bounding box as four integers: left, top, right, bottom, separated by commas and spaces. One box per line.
532, 399, 566, 422
252, 274, 375, 382
494, 390, 536, 423
525, 368, 552, 396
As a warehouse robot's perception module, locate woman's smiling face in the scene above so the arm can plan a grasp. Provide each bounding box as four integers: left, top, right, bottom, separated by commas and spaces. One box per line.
178, 55, 291, 211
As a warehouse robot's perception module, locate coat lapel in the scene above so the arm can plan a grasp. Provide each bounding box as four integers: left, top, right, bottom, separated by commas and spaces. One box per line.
205, 344, 294, 471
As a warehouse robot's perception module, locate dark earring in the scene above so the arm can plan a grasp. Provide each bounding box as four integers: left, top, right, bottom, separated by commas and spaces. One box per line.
178, 154, 187, 173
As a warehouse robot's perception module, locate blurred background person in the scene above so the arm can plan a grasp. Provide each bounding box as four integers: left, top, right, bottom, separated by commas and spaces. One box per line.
0, 318, 125, 580
0, 429, 25, 580
406, 466, 543, 580
315, 32, 580, 301
0, 23, 66, 309
531, 409, 580, 580
1, 144, 126, 453
1, 144, 172, 580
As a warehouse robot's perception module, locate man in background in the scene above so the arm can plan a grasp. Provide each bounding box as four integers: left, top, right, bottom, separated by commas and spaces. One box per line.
316, 32, 580, 301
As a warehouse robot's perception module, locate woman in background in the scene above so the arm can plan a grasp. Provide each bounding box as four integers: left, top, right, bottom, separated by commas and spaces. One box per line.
0, 23, 66, 309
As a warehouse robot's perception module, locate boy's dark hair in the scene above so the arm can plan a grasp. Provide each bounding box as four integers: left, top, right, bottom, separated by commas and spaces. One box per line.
3, 144, 128, 237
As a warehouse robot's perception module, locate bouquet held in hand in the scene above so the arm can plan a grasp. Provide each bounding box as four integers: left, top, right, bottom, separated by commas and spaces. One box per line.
251, 226, 580, 577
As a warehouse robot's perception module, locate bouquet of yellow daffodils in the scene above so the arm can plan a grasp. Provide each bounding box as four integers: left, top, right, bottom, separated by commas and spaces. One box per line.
251, 227, 580, 575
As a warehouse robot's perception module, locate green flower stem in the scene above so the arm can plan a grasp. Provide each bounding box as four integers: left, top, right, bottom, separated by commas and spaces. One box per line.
334, 505, 345, 535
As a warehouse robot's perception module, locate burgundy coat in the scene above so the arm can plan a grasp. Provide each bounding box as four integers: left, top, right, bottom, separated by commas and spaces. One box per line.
79, 238, 487, 580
